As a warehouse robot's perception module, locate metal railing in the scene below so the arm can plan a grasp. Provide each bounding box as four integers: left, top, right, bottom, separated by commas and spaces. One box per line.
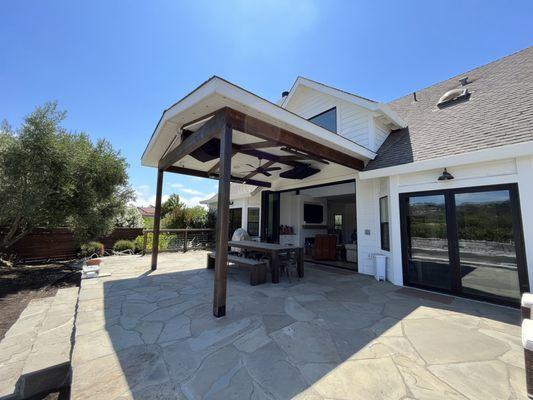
141, 228, 215, 254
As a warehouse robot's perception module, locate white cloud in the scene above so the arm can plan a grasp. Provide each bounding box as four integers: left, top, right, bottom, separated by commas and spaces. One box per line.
178, 188, 205, 196
180, 192, 216, 209
130, 183, 214, 209
131, 185, 168, 207
131, 193, 169, 207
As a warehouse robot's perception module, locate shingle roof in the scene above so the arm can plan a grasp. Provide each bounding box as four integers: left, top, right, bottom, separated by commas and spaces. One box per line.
365, 47, 533, 171
137, 206, 155, 217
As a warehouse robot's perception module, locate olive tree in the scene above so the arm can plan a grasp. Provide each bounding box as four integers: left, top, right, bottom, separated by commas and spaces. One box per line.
0, 102, 133, 252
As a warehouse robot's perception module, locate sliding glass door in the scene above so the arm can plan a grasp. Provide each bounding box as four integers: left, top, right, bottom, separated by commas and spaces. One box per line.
404, 194, 452, 290
401, 184, 528, 305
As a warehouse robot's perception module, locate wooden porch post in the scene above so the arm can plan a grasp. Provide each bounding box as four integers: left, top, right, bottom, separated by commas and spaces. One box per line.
151, 169, 164, 270
213, 119, 232, 317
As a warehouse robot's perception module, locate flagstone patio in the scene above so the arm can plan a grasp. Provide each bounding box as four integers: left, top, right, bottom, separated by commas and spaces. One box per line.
70, 251, 526, 400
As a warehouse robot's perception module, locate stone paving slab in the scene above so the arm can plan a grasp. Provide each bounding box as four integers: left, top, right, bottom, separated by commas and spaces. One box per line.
19, 287, 79, 399
0, 297, 54, 400
70, 252, 526, 400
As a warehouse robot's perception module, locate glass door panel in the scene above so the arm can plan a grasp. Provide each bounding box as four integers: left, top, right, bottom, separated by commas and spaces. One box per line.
406, 195, 451, 290
261, 191, 280, 243
455, 190, 520, 302
229, 208, 242, 239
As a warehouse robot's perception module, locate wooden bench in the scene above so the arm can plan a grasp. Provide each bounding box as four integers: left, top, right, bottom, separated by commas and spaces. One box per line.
207, 252, 268, 286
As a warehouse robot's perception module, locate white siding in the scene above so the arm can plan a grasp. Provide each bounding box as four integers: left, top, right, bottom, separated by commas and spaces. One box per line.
285, 86, 371, 148
356, 178, 380, 276
375, 119, 390, 150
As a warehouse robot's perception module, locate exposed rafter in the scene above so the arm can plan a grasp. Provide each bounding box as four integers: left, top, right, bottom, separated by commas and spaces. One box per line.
237, 141, 277, 151
227, 108, 365, 170
166, 165, 271, 187
158, 109, 227, 170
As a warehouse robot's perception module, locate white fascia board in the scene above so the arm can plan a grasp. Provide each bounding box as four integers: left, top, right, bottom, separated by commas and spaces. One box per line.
377, 104, 407, 129
359, 141, 533, 179
141, 77, 219, 166
281, 77, 406, 129
281, 77, 377, 110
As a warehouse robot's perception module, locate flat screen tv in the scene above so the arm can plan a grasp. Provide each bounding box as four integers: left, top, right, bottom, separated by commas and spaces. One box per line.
304, 203, 323, 224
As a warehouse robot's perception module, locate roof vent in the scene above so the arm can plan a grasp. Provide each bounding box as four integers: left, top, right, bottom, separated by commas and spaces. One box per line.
459, 77, 469, 86
281, 91, 290, 98
437, 88, 470, 108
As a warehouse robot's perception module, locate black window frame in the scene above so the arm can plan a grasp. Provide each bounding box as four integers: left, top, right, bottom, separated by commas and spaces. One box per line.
379, 196, 390, 251
308, 107, 337, 133
247, 207, 260, 237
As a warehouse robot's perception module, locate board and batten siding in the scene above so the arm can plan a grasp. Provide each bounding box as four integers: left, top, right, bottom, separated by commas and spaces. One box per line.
284, 85, 373, 149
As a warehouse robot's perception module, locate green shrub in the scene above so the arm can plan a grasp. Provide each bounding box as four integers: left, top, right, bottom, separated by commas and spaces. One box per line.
80, 241, 104, 257
134, 233, 170, 252
134, 235, 144, 253
113, 239, 136, 252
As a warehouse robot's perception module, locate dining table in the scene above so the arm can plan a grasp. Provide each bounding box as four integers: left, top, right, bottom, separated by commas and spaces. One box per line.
227, 240, 304, 283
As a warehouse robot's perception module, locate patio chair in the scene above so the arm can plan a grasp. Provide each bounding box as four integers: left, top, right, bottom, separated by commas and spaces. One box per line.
278, 248, 299, 283
522, 293, 533, 321
522, 318, 533, 398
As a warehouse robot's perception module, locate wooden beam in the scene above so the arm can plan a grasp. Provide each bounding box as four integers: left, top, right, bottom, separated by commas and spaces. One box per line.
237, 141, 277, 151
166, 166, 271, 188
207, 147, 238, 174
150, 169, 164, 270
158, 109, 226, 170
213, 121, 232, 318
227, 108, 365, 170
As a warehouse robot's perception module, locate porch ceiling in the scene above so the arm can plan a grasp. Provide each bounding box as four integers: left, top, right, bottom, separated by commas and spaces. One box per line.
141, 77, 376, 180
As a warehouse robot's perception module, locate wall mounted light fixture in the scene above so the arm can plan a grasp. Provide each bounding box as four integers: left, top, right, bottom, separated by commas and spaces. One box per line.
438, 168, 454, 181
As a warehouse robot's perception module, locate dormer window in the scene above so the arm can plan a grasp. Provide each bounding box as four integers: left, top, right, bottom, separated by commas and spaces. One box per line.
309, 107, 337, 133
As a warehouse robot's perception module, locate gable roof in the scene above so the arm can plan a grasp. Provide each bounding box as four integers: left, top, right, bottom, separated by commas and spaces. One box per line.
141, 76, 376, 169
365, 47, 533, 171
281, 76, 406, 129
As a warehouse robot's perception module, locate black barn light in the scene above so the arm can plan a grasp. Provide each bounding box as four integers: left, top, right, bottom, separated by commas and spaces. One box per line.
438, 168, 454, 181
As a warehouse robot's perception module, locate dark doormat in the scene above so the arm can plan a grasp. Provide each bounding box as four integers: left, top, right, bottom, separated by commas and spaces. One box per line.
397, 287, 454, 304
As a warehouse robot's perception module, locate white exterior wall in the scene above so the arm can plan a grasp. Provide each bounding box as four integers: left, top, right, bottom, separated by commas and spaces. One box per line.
209, 191, 262, 237
285, 85, 387, 150
357, 156, 533, 289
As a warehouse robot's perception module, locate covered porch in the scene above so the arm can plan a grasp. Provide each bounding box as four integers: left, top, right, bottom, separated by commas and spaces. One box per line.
142, 77, 373, 317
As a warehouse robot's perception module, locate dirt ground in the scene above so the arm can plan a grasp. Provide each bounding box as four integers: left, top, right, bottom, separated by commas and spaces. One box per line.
0, 261, 81, 340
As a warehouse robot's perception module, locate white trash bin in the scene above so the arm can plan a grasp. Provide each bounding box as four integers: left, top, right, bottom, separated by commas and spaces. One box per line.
374, 254, 387, 281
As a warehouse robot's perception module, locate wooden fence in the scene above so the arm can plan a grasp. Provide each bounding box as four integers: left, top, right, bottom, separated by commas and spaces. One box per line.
0, 227, 143, 262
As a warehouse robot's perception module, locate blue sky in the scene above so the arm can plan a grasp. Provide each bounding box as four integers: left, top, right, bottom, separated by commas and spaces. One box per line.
1, 1, 532, 207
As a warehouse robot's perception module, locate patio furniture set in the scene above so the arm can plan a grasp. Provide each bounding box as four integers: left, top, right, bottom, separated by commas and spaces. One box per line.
207, 239, 304, 286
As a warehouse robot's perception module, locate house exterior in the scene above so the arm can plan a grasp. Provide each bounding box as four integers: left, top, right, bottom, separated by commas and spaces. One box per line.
137, 206, 155, 218
144, 47, 533, 308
